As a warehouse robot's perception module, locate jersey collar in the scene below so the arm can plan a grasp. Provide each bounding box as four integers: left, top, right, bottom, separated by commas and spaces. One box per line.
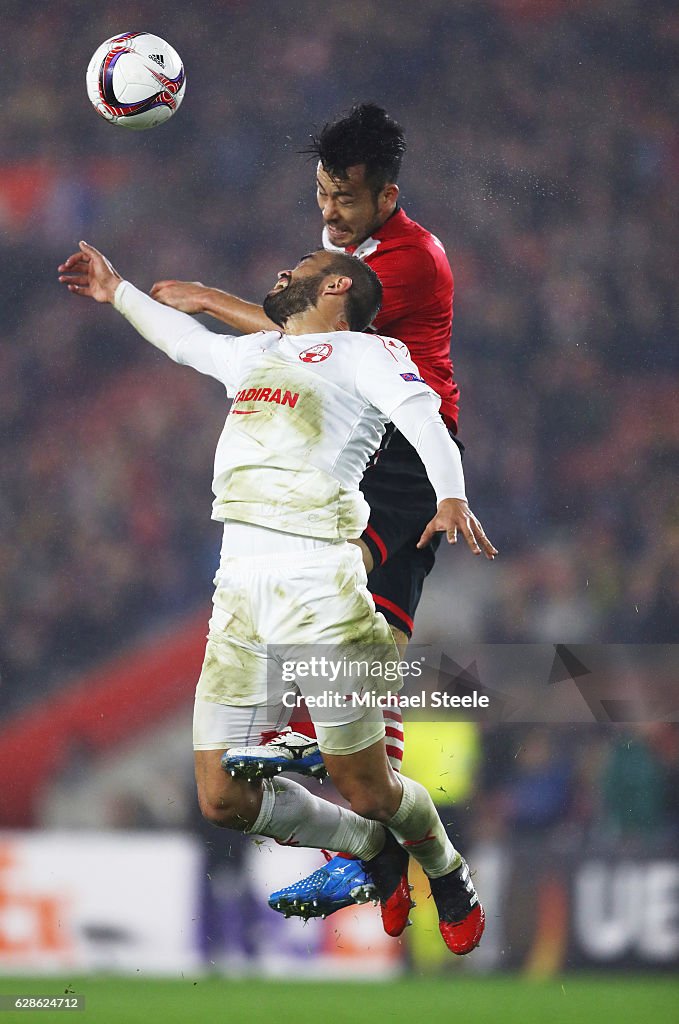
322, 207, 408, 258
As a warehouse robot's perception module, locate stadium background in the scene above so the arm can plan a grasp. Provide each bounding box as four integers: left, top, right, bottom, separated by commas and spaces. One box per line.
0, 0, 677, 1020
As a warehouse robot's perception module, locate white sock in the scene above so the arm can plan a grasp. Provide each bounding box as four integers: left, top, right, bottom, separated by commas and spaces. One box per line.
387, 775, 462, 879
248, 776, 385, 861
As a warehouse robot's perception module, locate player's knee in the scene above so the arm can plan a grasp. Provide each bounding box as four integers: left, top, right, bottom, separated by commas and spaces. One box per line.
327, 756, 402, 822
196, 781, 249, 830
350, 795, 393, 822
197, 790, 236, 828
344, 782, 397, 823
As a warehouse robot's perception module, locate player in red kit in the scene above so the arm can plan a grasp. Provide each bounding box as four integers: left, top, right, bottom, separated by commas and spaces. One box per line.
148, 105, 488, 954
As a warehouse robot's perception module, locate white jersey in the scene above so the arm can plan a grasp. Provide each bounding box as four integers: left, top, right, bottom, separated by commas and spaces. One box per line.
193, 329, 434, 538
114, 283, 459, 539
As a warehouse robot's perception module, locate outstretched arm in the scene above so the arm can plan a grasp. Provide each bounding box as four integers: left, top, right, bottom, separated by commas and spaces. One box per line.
58, 241, 234, 378
149, 280, 276, 334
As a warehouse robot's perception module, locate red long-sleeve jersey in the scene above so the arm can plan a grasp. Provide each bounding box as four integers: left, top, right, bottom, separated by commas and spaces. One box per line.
326, 206, 459, 430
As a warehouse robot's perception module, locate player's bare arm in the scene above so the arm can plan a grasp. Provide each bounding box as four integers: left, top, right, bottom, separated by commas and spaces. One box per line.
58, 241, 121, 304
150, 279, 276, 333
417, 497, 497, 559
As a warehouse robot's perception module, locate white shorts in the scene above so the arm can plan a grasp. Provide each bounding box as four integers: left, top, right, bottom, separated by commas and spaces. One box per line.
193, 540, 400, 751
192, 699, 386, 755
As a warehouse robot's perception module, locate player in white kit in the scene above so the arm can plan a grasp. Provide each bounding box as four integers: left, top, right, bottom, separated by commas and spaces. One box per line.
58, 241, 496, 954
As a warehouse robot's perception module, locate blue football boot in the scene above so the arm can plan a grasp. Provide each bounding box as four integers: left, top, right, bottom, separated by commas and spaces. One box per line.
268, 853, 377, 919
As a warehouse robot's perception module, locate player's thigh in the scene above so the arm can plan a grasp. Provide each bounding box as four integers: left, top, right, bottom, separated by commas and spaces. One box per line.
321, 732, 402, 820
349, 537, 374, 574
315, 713, 402, 820
389, 626, 409, 658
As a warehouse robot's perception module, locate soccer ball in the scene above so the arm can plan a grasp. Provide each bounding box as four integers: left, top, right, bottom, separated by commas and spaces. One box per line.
86, 32, 186, 130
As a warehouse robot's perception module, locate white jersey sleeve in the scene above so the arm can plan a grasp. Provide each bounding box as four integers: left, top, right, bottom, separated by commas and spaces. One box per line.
390, 395, 466, 501
353, 333, 466, 502
113, 281, 250, 395
354, 333, 438, 417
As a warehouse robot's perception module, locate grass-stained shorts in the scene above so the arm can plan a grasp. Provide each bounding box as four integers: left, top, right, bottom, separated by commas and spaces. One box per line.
193, 541, 401, 753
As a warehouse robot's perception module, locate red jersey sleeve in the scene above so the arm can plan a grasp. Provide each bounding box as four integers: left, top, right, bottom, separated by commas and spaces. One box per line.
370, 244, 438, 331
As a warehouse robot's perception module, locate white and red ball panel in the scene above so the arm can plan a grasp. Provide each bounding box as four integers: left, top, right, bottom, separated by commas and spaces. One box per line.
86, 32, 186, 130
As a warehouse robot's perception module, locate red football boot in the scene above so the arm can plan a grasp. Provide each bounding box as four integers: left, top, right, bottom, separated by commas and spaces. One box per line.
361, 830, 413, 937
429, 858, 485, 955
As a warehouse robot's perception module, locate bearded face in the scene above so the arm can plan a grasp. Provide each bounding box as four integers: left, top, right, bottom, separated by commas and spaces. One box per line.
262, 271, 327, 328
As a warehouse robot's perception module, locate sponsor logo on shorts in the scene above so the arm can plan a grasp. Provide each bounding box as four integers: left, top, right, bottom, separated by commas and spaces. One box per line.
299, 343, 333, 363
400, 372, 425, 382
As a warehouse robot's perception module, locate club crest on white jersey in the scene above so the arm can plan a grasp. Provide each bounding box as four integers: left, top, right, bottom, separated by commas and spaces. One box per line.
299, 343, 333, 363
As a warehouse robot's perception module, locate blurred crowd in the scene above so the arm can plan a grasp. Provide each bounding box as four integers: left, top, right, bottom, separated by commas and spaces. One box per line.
1, 0, 677, 746
475, 721, 679, 847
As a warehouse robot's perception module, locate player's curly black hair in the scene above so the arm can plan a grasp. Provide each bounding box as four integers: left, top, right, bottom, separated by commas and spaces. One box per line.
306, 103, 406, 195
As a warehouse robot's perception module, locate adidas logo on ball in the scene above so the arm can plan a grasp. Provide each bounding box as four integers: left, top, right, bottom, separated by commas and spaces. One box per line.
148, 53, 165, 68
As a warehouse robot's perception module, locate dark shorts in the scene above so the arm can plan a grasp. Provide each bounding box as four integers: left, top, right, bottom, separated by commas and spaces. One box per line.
360, 426, 464, 638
